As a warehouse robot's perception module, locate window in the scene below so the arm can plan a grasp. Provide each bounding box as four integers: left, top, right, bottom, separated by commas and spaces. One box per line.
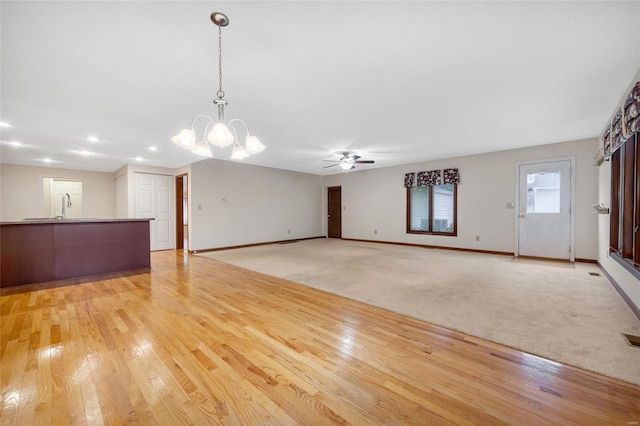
610, 133, 639, 271
407, 184, 457, 235
526, 170, 561, 213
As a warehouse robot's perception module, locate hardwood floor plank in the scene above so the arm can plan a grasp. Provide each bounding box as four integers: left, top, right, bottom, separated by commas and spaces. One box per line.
61, 303, 88, 425
32, 308, 51, 425
194, 344, 296, 425
109, 334, 155, 425
1, 250, 639, 425
15, 368, 37, 426
50, 307, 70, 425
2, 324, 30, 425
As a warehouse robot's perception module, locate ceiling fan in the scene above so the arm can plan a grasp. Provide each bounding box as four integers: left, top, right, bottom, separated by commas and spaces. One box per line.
323, 152, 375, 171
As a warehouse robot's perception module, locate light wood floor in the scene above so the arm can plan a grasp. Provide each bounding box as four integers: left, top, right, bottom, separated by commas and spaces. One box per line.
1, 250, 639, 425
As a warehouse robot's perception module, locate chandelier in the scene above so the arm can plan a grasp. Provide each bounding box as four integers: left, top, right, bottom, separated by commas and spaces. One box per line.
172, 12, 264, 159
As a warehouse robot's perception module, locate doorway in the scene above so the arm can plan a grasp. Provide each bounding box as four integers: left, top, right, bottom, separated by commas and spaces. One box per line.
516, 159, 574, 260
327, 186, 342, 238
43, 177, 83, 218
176, 174, 188, 250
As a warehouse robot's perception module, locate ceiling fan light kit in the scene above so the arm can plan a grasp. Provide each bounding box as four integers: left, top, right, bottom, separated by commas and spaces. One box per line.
324, 151, 375, 171
172, 12, 265, 159
340, 162, 355, 171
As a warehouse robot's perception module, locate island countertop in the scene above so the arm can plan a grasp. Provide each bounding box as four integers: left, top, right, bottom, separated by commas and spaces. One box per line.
1, 218, 153, 287
1, 218, 154, 225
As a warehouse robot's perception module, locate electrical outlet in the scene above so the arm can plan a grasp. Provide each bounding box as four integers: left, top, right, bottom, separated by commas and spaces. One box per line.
374, 229, 378, 235
288, 229, 291, 234
475, 236, 480, 241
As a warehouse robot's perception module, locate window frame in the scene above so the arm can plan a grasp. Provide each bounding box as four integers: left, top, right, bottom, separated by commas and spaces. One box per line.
406, 184, 458, 236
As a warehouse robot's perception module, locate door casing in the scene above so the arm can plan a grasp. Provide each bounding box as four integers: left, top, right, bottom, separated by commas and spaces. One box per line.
514, 157, 575, 261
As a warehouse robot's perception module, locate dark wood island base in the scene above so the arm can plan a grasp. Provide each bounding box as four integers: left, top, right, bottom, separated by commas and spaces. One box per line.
1, 219, 152, 288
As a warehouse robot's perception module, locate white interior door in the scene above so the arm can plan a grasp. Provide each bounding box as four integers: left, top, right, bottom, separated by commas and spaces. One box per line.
154, 175, 173, 250
134, 173, 175, 251
517, 160, 572, 260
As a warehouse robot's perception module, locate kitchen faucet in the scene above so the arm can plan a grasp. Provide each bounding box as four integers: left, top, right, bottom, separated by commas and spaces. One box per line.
61, 193, 72, 219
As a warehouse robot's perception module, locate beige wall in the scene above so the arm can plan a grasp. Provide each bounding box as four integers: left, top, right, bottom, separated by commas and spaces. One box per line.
113, 160, 317, 252
190, 159, 323, 250
0, 164, 115, 221
323, 138, 599, 260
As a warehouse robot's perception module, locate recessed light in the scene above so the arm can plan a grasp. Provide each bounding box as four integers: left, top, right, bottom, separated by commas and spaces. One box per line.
148, 146, 157, 151
86, 136, 99, 142
73, 149, 92, 156
0, 122, 13, 128
8, 141, 22, 146
42, 158, 52, 163
135, 157, 143, 162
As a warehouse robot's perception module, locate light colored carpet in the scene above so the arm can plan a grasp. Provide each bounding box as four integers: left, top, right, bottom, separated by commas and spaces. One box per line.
197, 238, 640, 385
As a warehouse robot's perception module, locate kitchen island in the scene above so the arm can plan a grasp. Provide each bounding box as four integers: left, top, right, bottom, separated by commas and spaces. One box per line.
1, 218, 152, 288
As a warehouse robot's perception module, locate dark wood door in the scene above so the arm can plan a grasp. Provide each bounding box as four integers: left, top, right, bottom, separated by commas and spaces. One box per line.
327, 186, 342, 238
175, 175, 184, 250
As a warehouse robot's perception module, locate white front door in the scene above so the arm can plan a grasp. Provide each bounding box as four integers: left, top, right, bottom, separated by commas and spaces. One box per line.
134, 173, 175, 251
517, 160, 572, 260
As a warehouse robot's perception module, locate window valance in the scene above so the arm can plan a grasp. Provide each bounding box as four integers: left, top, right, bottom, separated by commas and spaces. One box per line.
600, 81, 640, 162
404, 168, 460, 188
417, 170, 441, 186
404, 172, 415, 188
443, 168, 461, 184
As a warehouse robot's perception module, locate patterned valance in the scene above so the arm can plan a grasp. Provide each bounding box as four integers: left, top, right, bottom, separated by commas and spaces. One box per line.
403, 168, 460, 188
601, 81, 640, 161
623, 82, 640, 135
443, 168, 460, 184
404, 173, 415, 188
417, 170, 441, 186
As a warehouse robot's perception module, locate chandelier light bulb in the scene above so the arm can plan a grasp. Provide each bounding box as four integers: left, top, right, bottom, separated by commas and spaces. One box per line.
207, 122, 235, 147
245, 134, 265, 155
172, 129, 196, 150
230, 143, 249, 160
192, 139, 213, 157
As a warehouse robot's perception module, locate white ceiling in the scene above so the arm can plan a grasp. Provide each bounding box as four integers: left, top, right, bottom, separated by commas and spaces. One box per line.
1, 1, 639, 175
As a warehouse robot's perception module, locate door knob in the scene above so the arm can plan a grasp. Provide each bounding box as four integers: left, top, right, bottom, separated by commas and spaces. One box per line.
519, 214, 526, 219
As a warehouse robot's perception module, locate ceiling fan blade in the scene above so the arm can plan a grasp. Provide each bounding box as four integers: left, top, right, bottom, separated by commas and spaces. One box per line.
354, 160, 375, 164
351, 155, 361, 161
350, 165, 356, 170
323, 164, 339, 168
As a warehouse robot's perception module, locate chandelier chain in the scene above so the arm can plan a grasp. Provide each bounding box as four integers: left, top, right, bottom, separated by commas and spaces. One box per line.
217, 23, 225, 99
